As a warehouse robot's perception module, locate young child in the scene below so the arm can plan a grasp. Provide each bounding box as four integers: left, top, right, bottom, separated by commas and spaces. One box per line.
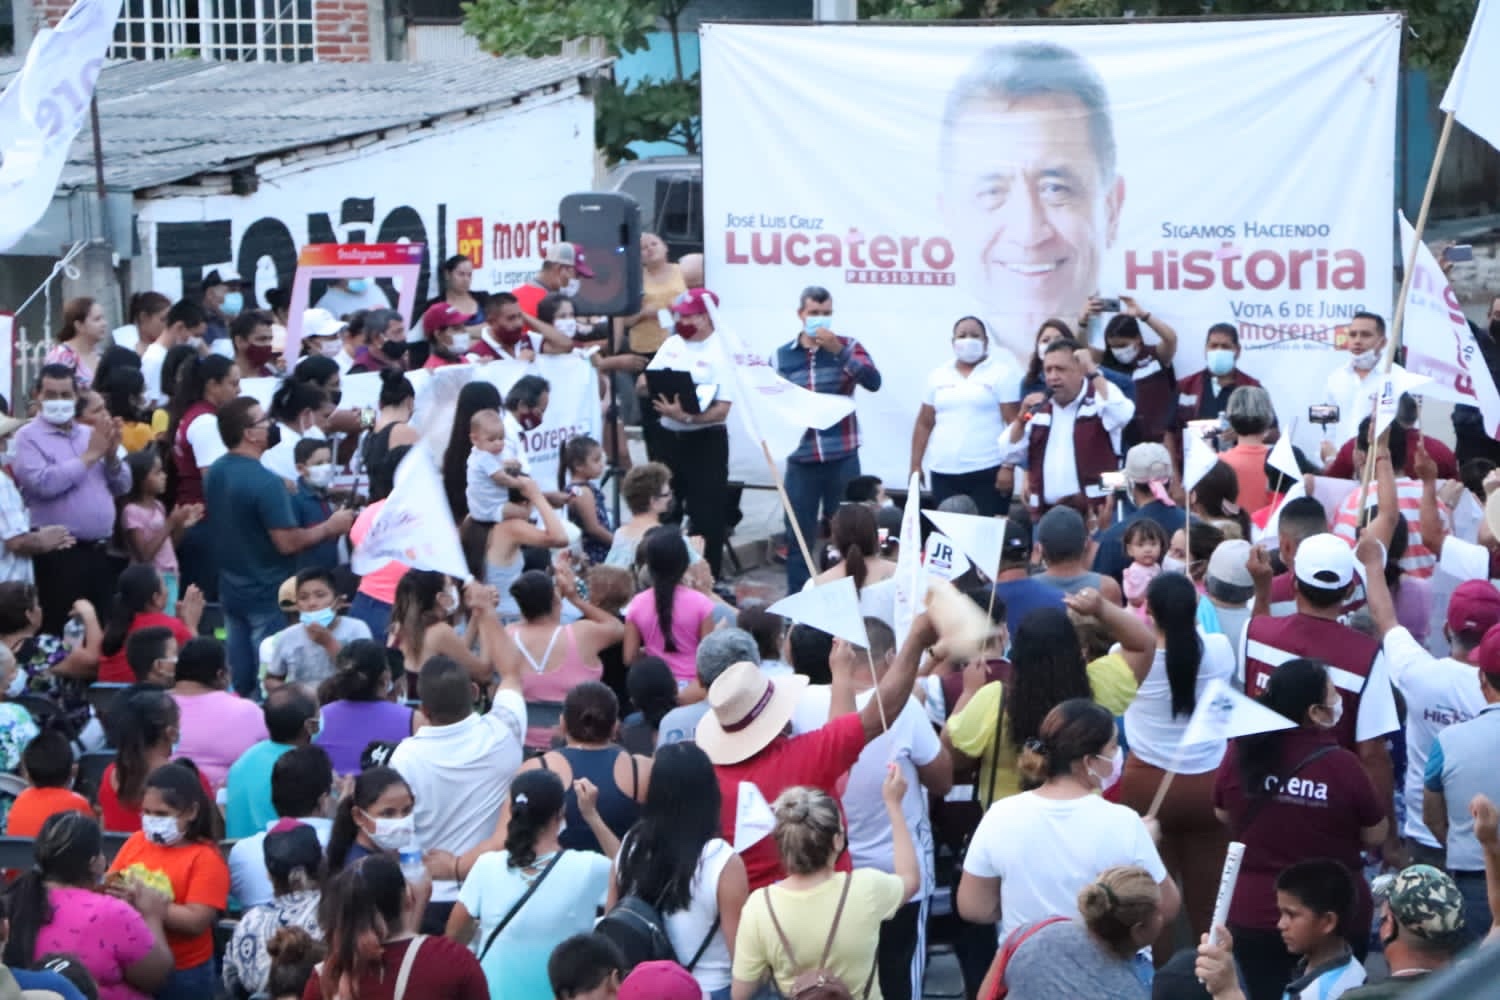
265, 568, 371, 692
1274, 859, 1366, 999
291, 438, 339, 571
548, 933, 624, 1000
5, 730, 91, 837
466, 410, 525, 523
120, 447, 201, 611
1121, 519, 1169, 623
563, 436, 614, 567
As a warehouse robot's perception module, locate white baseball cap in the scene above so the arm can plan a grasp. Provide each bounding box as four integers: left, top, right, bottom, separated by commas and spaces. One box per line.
302, 308, 348, 341
1293, 533, 1355, 590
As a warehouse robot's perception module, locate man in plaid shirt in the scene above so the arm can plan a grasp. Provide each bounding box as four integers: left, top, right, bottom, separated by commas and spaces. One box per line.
775, 286, 883, 592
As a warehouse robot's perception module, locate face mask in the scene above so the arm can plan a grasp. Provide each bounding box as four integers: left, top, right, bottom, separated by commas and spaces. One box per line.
347, 279, 369, 294
562, 279, 581, 297
514, 410, 541, 431
367, 813, 415, 852
449, 333, 471, 355
300, 606, 336, 628
142, 814, 183, 847
953, 338, 986, 364
6, 669, 26, 698
246, 344, 274, 369
187, 336, 205, 351
1319, 697, 1345, 729
1491, 319, 1500, 341
804, 316, 833, 336
222, 292, 243, 317
40, 400, 74, 426
1111, 344, 1139, 365
1091, 747, 1124, 790
381, 340, 407, 360
443, 584, 460, 614
305, 463, 335, 489
303, 423, 327, 441
319, 338, 342, 358
1351, 351, 1379, 372
674, 319, 699, 339
1207, 349, 1237, 377
1162, 555, 1187, 575
554, 318, 578, 337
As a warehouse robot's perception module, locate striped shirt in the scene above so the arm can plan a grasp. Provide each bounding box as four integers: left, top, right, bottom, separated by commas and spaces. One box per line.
775, 335, 881, 463
1331, 477, 1444, 579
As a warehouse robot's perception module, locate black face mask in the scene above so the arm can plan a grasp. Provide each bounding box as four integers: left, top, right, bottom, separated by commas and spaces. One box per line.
329, 390, 343, 407
1490, 318, 1500, 341
381, 340, 406, 360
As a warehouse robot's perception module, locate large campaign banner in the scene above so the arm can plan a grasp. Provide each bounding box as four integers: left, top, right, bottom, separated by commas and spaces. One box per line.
700, 16, 1400, 484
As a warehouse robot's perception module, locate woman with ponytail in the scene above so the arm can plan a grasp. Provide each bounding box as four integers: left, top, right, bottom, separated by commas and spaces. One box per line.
1107, 572, 1235, 961
114, 291, 171, 354
325, 767, 419, 876
811, 503, 898, 629
310, 853, 485, 1000
623, 527, 714, 688
168, 352, 240, 598
444, 770, 615, 1000
96, 565, 196, 684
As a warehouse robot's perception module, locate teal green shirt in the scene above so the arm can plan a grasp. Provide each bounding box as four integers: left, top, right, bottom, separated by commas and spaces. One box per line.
224, 739, 294, 839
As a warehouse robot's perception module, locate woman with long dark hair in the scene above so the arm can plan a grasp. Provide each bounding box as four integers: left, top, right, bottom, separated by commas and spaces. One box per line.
0, 582, 99, 748
363, 370, 419, 502
1212, 658, 1386, 1000
326, 767, 416, 874
261, 379, 328, 484
95, 357, 156, 452
114, 290, 171, 355
99, 688, 177, 832
1191, 461, 1253, 541
168, 353, 240, 598
445, 770, 616, 1000
441, 382, 503, 522
316, 640, 414, 776
2, 811, 173, 997
389, 572, 506, 698
811, 503, 898, 628
460, 475, 570, 626
96, 564, 197, 684
610, 742, 749, 1000
624, 528, 714, 689
311, 853, 486, 1000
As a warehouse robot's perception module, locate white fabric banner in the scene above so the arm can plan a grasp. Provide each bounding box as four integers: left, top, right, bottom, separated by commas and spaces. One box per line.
701, 17, 1400, 483
1398, 213, 1500, 436
0, 0, 122, 252
351, 445, 470, 579
1441, 0, 1500, 151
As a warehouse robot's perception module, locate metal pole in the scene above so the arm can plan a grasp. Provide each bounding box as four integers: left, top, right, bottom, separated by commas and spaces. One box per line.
89, 95, 111, 246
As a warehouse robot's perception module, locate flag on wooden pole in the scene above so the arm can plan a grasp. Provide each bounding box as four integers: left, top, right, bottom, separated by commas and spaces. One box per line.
1442, 0, 1500, 151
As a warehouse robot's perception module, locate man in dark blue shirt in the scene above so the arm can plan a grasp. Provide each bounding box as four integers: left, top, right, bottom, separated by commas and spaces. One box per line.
989, 516, 1065, 637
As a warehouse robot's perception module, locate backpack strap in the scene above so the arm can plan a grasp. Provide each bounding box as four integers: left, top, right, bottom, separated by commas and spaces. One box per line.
1237, 744, 1340, 834
684, 915, 720, 972
817, 873, 854, 970
985, 917, 1071, 1000
392, 935, 426, 1000
477, 850, 565, 962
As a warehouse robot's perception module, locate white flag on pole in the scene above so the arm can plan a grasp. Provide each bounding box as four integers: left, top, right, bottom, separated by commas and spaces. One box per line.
1183, 429, 1220, 493
923, 509, 1005, 580
350, 446, 471, 580
1371, 363, 1432, 440
0, 0, 123, 253
703, 298, 856, 460
769, 575, 870, 649
1268, 423, 1303, 484
1398, 213, 1500, 437
1441, 0, 1500, 152
892, 472, 926, 650
733, 782, 777, 851
1180, 678, 1296, 748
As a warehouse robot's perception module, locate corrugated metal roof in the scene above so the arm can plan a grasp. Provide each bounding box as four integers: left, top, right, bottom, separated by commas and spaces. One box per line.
0, 55, 610, 193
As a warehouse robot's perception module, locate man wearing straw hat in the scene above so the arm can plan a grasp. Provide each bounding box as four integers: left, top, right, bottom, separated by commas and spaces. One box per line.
697, 614, 938, 893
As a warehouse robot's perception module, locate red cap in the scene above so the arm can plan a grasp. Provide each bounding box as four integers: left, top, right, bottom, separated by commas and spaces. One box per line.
671, 287, 720, 317
618, 961, 701, 1000
1474, 623, 1500, 677
1448, 580, 1500, 638
421, 302, 468, 333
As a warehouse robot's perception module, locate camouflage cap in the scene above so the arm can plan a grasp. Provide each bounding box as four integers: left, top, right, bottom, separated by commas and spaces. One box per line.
1374, 864, 1466, 940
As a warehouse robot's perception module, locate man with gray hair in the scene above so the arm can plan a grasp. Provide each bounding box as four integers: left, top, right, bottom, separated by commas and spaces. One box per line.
656, 627, 761, 748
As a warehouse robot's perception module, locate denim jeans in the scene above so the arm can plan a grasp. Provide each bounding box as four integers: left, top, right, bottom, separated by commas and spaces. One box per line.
784, 453, 861, 593
1453, 870, 1493, 938
155, 960, 217, 1000
223, 597, 287, 698
349, 591, 394, 643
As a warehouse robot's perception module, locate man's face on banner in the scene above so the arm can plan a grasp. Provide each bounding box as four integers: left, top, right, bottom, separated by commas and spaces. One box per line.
942, 93, 1123, 360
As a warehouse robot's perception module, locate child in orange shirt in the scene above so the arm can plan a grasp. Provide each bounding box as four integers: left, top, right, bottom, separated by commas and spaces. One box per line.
5, 731, 91, 837
106, 761, 228, 1000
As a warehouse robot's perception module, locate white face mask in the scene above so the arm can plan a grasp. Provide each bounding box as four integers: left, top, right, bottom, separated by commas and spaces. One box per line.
450, 333, 471, 355
319, 338, 341, 358
443, 584, 460, 614
1091, 747, 1124, 790
366, 813, 416, 852
305, 463, 335, 488
142, 814, 183, 847
1351, 351, 1379, 372
1319, 697, 1345, 729
1162, 556, 1187, 575
562, 279, 581, 297
1112, 344, 1140, 364
554, 317, 579, 337
40, 400, 74, 426
953, 338, 986, 364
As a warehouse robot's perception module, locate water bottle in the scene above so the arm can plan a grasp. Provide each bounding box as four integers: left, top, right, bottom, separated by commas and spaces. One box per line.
399, 847, 428, 887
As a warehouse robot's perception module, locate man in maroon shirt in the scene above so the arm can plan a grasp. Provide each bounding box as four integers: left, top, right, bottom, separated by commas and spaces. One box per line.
697, 614, 936, 891
1322, 409, 1458, 482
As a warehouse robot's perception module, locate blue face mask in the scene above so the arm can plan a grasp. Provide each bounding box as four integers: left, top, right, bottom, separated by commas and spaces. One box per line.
803, 315, 832, 336
1207, 348, 1237, 377
221, 291, 243, 317
347, 279, 369, 294
300, 607, 336, 629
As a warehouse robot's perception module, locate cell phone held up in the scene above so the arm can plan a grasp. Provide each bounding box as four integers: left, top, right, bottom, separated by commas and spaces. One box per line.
1443, 244, 1474, 263
1096, 297, 1122, 313
1308, 404, 1340, 427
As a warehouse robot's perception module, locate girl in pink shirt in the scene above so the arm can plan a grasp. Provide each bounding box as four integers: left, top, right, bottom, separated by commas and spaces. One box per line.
623, 529, 714, 686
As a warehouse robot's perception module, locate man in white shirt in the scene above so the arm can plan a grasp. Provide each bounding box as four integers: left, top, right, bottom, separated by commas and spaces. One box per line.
1321, 311, 1387, 458
314, 277, 389, 318
791, 620, 952, 1000
389, 652, 525, 931
143, 300, 207, 404
227, 745, 336, 908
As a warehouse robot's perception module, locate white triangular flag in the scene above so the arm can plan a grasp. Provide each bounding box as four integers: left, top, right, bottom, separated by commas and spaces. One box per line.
1442, 0, 1500, 152
924, 509, 1005, 579
350, 445, 471, 580
1439, 535, 1491, 583
892, 472, 926, 650
769, 575, 869, 649
733, 782, 777, 851
1183, 429, 1219, 493
1180, 678, 1296, 747
1255, 480, 1307, 547
1268, 419, 1302, 483
1371, 364, 1431, 440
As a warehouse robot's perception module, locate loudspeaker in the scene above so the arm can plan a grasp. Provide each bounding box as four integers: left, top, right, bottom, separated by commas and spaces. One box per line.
559, 192, 643, 316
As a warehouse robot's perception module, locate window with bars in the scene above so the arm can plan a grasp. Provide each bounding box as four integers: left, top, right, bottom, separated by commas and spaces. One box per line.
111, 0, 317, 62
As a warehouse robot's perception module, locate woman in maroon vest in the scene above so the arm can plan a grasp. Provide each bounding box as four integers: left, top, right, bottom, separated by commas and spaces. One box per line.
1095, 302, 1178, 448
168, 353, 241, 601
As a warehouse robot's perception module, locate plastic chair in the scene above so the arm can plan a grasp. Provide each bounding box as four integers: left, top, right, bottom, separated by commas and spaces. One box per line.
87, 682, 131, 720
100, 831, 130, 862
75, 750, 116, 802
0, 836, 35, 871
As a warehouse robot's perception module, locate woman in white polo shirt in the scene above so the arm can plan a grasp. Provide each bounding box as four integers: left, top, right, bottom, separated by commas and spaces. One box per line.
909, 316, 1021, 516
646, 288, 734, 580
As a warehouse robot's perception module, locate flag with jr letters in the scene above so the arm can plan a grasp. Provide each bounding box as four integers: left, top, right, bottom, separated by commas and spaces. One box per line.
0, 0, 123, 252
1442, 0, 1500, 152
350, 446, 470, 580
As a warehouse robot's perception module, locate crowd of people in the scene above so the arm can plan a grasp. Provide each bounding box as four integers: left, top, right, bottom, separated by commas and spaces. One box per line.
0, 238, 1495, 1000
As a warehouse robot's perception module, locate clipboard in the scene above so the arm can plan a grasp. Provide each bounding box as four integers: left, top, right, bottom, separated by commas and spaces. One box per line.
645, 369, 716, 415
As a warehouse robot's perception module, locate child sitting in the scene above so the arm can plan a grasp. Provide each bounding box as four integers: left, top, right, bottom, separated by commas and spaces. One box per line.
291, 438, 339, 571
466, 410, 525, 523
1122, 519, 1169, 623
264, 568, 371, 692
5, 730, 91, 837
1274, 859, 1366, 999
563, 436, 614, 566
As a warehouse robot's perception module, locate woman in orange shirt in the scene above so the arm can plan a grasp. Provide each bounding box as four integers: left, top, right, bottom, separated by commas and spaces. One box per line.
106, 762, 228, 1000
1217, 386, 1276, 516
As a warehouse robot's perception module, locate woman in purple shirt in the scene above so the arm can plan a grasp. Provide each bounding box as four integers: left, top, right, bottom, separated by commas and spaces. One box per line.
314, 639, 414, 776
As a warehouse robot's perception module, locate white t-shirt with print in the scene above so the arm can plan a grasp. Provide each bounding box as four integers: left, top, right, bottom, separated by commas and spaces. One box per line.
921, 356, 1022, 475
647, 334, 734, 433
